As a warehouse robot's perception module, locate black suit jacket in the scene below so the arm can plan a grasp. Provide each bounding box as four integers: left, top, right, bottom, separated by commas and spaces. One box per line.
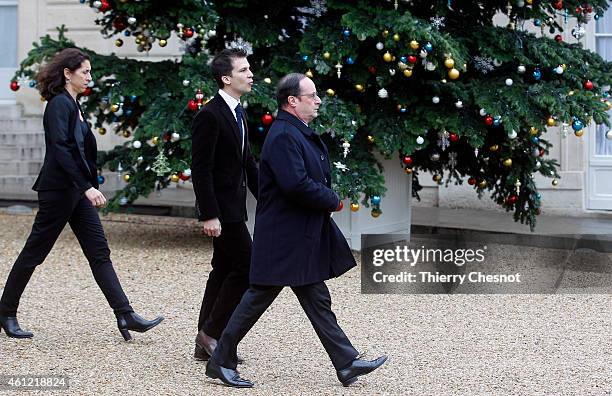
191, 93, 259, 222
33, 90, 98, 193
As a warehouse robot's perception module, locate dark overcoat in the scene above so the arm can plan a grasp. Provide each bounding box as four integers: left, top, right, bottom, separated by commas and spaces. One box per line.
191, 93, 259, 222
250, 110, 356, 286
33, 90, 98, 193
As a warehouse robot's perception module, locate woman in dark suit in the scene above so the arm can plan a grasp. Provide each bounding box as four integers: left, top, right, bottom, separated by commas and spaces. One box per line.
0, 48, 163, 341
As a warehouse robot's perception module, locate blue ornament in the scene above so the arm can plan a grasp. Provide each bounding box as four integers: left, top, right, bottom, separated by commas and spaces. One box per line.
594, 14, 601, 20
536, 193, 542, 199
371, 195, 381, 205
346, 57, 354, 65
257, 126, 265, 133
400, 107, 407, 113
130, 95, 138, 102
343, 29, 351, 37
493, 118, 501, 126
98, 175, 105, 185
302, 55, 309, 61
534, 19, 541, 26
124, 30, 131, 37
572, 119, 584, 131
424, 42, 433, 52
531, 137, 539, 143
533, 68, 542, 80
125, 109, 133, 116
79, 0, 86, 3
603, 92, 610, 99
28, 81, 36, 88
112, 116, 118, 122
400, 56, 407, 63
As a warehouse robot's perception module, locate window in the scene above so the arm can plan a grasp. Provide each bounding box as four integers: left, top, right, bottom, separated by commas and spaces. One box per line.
595, 9, 612, 155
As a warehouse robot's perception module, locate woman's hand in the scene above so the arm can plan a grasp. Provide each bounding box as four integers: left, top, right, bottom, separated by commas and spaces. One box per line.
85, 187, 107, 208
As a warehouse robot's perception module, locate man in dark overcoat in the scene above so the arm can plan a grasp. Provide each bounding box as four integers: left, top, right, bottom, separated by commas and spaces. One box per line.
205, 73, 387, 388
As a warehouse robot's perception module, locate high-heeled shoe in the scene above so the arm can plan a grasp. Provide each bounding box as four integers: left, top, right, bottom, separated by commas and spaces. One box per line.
0, 315, 34, 338
115, 311, 164, 341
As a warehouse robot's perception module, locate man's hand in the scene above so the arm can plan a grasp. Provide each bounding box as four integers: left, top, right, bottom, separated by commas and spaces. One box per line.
202, 218, 222, 237
85, 187, 106, 208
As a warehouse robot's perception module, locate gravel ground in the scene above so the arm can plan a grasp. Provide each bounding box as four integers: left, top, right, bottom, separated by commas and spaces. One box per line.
0, 212, 610, 396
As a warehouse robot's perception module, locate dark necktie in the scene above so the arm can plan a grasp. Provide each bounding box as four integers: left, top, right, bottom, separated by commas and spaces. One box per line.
235, 104, 244, 151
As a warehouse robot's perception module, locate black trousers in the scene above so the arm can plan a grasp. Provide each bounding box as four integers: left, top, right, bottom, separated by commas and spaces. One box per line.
211, 282, 359, 371
198, 221, 251, 339
0, 189, 132, 316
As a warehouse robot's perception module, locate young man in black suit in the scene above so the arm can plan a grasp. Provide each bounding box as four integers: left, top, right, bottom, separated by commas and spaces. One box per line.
205, 73, 387, 388
191, 48, 259, 361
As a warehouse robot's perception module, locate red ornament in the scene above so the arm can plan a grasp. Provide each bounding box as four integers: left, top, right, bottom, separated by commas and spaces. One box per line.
261, 113, 273, 126
507, 195, 518, 205
553, 0, 563, 10
575, 6, 582, 14
184, 28, 194, 38
9, 81, 19, 91
100, 0, 110, 12
407, 55, 417, 64
539, 148, 545, 157
336, 200, 343, 212
467, 177, 476, 185
112, 17, 127, 31
178, 172, 190, 181
484, 115, 494, 126
83, 87, 92, 96
188, 99, 198, 111
402, 156, 413, 166
449, 132, 459, 142
584, 80, 593, 90
368, 66, 377, 74
554, 34, 563, 42
585, 5, 593, 13
163, 132, 172, 142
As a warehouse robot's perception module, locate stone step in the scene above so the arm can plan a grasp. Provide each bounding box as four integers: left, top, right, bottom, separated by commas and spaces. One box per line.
0, 104, 23, 119
0, 131, 45, 146
0, 175, 38, 200
0, 160, 43, 175
0, 145, 45, 161
0, 118, 43, 133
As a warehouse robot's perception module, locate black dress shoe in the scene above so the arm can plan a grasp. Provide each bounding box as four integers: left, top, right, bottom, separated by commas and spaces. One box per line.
205, 360, 253, 388
116, 311, 164, 341
0, 316, 33, 339
337, 355, 388, 386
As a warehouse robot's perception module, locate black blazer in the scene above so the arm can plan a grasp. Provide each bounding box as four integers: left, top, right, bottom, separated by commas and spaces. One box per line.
191, 93, 259, 223
33, 90, 98, 193
250, 110, 355, 286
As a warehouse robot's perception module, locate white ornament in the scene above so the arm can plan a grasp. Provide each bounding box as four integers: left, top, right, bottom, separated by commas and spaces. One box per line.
479, 108, 487, 116
493, 58, 503, 67
517, 65, 526, 74
132, 140, 142, 149
376, 42, 384, 50
508, 129, 518, 139
606, 130, 612, 140
389, 69, 396, 76
137, 156, 143, 163
127, 17, 137, 25
554, 66, 564, 75
87, 81, 95, 88
378, 88, 388, 98
425, 62, 436, 71
432, 96, 440, 104
208, 30, 216, 37
171, 132, 181, 142
535, 161, 541, 169
93, 0, 102, 8
517, 0, 525, 6
455, 100, 463, 109
115, 108, 123, 117
505, 78, 513, 86
416, 136, 425, 145
419, 49, 428, 58
183, 168, 192, 177
182, 79, 190, 86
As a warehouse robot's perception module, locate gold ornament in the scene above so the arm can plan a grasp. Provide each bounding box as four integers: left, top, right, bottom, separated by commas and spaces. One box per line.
326, 88, 335, 96
568, 90, 574, 96
305, 69, 314, 78
404, 167, 413, 174
393, 33, 400, 42
503, 158, 513, 167
367, 135, 375, 143
159, 39, 167, 47
397, 61, 407, 70
122, 130, 131, 138
371, 209, 381, 218
433, 174, 442, 182
489, 145, 499, 152
409, 40, 419, 50
526, 0, 533, 4
151, 136, 159, 145
478, 180, 487, 188
98, 127, 107, 135
171, 174, 180, 183
605, 101, 612, 111
552, 179, 559, 186
444, 58, 455, 69
355, 84, 365, 92
123, 174, 130, 182
530, 127, 539, 135
403, 69, 413, 77
383, 51, 393, 62
382, 30, 389, 37
448, 68, 460, 80
111, 104, 120, 113
574, 129, 584, 137
323, 52, 331, 60
115, 39, 123, 47
350, 203, 359, 212
547, 117, 556, 127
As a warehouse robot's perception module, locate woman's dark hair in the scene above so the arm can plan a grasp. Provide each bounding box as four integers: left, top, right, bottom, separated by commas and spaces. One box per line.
37, 48, 90, 100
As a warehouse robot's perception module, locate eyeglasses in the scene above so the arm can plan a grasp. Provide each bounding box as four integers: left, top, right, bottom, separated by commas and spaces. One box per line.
296, 92, 319, 100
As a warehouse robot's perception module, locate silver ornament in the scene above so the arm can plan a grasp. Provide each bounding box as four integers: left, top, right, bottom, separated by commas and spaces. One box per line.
432, 96, 440, 104
127, 17, 137, 25
377, 88, 388, 98
376, 42, 384, 50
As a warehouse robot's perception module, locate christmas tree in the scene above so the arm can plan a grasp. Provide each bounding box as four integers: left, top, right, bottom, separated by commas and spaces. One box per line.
10, 0, 612, 229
